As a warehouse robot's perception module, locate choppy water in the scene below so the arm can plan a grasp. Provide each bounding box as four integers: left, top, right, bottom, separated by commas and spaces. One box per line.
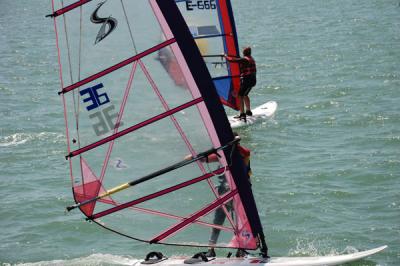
0, 0, 399, 265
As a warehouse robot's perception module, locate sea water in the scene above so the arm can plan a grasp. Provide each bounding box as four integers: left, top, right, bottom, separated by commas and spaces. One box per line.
0, 0, 399, 265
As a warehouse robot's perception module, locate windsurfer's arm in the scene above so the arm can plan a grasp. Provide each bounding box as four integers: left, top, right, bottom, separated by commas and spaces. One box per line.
224, 54, 247, 63
184, 153, 219, 163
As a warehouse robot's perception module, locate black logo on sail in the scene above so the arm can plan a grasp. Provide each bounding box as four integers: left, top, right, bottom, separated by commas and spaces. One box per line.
91, 1, 118, 44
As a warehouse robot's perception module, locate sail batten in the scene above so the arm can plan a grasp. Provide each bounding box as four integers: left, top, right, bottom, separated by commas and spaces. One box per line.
49, 0, 92, 18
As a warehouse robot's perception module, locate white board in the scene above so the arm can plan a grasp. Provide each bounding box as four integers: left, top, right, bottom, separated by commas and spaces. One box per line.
139, 245, 387, 266
228, 101, 278, 129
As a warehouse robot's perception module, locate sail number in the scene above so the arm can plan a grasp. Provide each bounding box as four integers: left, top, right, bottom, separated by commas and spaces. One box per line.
80, 83, 123, 136
186, 0, 216, 11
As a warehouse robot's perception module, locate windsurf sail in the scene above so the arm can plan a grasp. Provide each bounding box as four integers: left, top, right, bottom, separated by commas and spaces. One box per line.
49, 0, 267, 255
160, 0, 242, 110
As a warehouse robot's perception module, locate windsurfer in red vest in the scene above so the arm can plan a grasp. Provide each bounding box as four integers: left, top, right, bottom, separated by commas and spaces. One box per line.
225, 47, 257, 121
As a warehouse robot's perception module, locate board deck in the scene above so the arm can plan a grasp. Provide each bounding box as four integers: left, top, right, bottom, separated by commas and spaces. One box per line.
137, 245, 387, 266
228, 101, 278, 129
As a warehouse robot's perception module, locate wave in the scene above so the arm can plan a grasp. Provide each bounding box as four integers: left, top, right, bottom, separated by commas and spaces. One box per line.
0, 132, 64, 147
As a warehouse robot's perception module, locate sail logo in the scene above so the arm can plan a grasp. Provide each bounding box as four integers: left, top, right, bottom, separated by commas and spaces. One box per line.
241, 230, 251, 240
80, 83, 123, 136
91, 1, 118, 45
80, 83, 110, 111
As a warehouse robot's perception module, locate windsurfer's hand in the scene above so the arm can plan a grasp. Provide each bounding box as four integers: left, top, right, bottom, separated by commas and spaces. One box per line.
184, 154, 193, 161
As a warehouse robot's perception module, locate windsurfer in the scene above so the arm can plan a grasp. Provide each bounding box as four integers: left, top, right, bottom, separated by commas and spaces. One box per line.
183, 133, 251, 257
199, 133, 252, 257
225, 47, 257, 121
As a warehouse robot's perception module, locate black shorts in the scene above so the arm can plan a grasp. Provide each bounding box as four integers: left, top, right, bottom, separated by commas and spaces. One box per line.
239, 74, 256, 96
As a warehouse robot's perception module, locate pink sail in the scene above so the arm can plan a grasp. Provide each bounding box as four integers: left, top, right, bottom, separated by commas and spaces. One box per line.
50, 0, 266, 253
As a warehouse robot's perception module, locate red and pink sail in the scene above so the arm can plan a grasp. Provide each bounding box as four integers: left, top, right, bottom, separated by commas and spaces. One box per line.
50, 0, 266, 253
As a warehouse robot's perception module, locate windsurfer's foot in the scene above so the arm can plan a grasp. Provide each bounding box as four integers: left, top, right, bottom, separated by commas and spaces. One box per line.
245, 110, 253, 116
235, 249, 247, 258
234, 113, 246, 121
205, 248, 216, 257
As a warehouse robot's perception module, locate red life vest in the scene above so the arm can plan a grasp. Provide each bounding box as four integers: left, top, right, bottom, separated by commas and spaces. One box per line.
238, 144, 252, 177
240, 56, 256, 77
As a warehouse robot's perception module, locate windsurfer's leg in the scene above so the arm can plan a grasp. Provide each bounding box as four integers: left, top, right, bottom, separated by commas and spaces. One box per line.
240, 96, 245, 115
209, 179, 228, 245
244, 96, 251, 115
234, 78, 247, 120
210, 207, 226, 242
207, 207, 225, 258
234, 96, 245, 118
243, 75, 256, 116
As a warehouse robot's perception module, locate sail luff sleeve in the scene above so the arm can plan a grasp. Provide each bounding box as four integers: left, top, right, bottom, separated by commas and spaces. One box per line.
155, 0, 265, 240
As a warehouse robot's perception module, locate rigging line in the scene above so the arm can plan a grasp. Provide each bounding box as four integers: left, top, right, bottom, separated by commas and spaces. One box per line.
88, 167, 228, 220
150, 189, 238, 243
66, 138, 239, 212
66, 97, 203, 158
59, 38, 176, 94
99, 61, 138, 182
120, 0, 138, 54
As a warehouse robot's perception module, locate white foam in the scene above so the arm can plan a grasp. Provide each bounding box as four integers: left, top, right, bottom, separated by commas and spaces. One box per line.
0, 132, 64, 147
15, 253, 139, 266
